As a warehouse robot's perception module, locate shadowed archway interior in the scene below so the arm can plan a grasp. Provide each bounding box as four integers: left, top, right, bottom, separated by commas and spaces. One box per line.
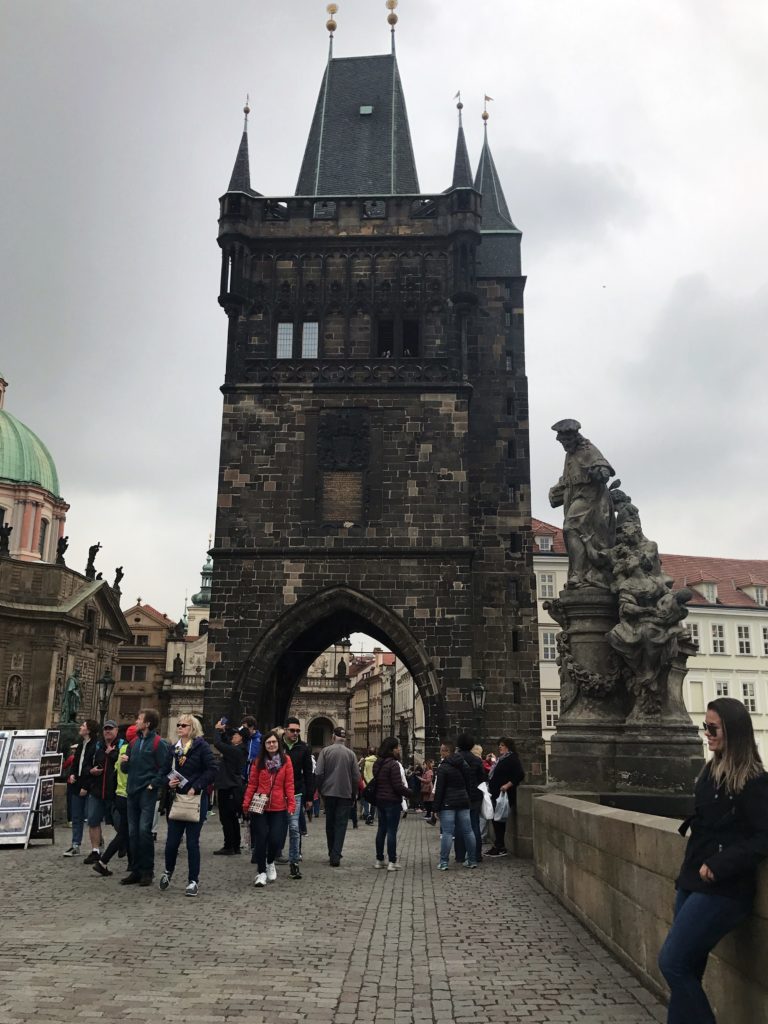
227, 586, 445, 747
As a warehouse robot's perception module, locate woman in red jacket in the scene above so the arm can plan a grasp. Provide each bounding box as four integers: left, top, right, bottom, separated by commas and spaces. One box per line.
242, 730, 295, 887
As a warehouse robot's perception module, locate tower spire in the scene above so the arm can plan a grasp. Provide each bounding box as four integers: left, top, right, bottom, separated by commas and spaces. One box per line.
386, 0, 398, 54
474, 97, 516, 229
226, 97, 256, 195
326, 3, 338, 59
451, 92, 473, 189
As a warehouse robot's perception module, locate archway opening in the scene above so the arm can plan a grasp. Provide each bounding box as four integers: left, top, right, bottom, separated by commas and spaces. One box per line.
307, 716, 335, 753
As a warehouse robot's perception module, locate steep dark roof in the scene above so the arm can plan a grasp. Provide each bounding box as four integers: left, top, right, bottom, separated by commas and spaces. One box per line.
474, 125, 521, 278
451, 117, 473, 189
296, 53, 419, 196
226, 129, 261, 196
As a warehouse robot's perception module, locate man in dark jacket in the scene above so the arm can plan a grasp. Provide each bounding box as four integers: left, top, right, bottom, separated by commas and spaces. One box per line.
486, 736, 525, 857
433, 740, 477, 869
454, 733, 485, 865
83, 721, 121, 865
282, 717, 315, 879
120, 708, 171, 886
213, 722, 247, 855
63, 719, 99, 857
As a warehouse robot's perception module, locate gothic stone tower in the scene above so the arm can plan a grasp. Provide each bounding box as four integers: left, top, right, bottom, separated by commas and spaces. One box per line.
205, 33, 543, 779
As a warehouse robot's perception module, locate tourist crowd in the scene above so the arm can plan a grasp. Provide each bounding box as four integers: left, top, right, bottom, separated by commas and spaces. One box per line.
61, 708, 525, 894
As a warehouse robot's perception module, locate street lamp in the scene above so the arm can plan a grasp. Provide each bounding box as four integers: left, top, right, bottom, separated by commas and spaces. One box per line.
96, 669, 116, 727
470, 680, 486, 743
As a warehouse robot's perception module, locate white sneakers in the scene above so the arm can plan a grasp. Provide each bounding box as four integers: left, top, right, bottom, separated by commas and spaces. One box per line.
374, 860, 402, 871
374, 859, 386, 869
62, 845, 80, 857
266, 862, 277, 882
185, 881, 199, 897
387, 862, 401, 872
254, 872, 267, 887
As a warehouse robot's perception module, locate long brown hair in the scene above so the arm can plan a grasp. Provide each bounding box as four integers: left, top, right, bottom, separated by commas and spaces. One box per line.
705, 697, 764, 794
256, 730, 286, 769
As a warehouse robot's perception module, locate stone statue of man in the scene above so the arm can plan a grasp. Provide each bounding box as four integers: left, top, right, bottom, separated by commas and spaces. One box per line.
60, 668, 82, 724
549, 419, 615, 590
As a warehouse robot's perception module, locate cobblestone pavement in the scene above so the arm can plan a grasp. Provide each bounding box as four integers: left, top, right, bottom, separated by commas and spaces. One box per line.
0, 812, 665, 1024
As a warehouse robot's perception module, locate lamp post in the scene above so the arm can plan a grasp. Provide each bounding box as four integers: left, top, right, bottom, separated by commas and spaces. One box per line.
96, 669, 116, 727
470, 679, 486, 744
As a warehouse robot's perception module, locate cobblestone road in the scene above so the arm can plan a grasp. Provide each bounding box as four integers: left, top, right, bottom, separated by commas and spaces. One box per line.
0, 813, 665, 1023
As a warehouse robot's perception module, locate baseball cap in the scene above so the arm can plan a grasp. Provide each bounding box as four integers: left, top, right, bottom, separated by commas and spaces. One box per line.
103, 720, 118, 729
333, 727, 347, 738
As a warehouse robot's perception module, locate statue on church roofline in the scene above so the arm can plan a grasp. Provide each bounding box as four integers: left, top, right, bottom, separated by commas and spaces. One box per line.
0, 519, 11, 556
85, 541, 101, 580
60, 668, 82, 724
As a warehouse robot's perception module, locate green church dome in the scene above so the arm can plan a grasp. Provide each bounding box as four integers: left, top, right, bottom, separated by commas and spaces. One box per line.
0, 408, 61, 497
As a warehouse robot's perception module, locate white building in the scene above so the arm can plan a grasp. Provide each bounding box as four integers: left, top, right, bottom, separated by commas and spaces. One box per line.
533, 519, 768, 766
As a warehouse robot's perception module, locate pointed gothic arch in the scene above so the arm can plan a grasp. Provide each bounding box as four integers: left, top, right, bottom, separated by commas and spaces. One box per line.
226, 585, 445, 746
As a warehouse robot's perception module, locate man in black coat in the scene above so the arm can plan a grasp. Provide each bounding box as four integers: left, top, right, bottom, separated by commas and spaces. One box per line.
213, 723, 247, 855
282, 718, 315, 879
454, 733, 486, 864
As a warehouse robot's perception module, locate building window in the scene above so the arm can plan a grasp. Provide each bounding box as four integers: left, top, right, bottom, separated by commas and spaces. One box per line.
544, 698, 560, 729
301, 321, 319, 359
687, 623, 700, 650
119, 665, 147, 683
715, 679, 729, 698
703, 583, 717, 603
541, 631, 557, 661
276, 322, 293, 359
737, 625, 752, 655
402, 320, 420, 357
763, 626, 768, 656
377, 319, 395, 357
742, 681, 757, 713
536, 535, 553, 552
688, 680, 704, 712
84, 609, 97, 646
38, 519, 49, 557
135, 634, 149, 647
711, 624, 726, 654
754, 585, 766, 607
539, 573, 556, 599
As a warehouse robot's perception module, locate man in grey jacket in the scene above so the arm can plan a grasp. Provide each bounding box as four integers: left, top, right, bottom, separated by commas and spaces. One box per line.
314, 727, 360, 866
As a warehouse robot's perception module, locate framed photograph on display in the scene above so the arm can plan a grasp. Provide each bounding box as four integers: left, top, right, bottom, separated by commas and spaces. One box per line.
44, 730, 60, 754
9, 737, 45, 762
4, 762, 40, 786
39, 778, 55, 803
36, 804, 53, 830
39, 754, 63, 778
0, 786, 36, 810
0, 810, 30, 836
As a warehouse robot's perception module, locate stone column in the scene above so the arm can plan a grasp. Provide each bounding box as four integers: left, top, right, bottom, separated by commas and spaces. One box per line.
547, 588, 625, 791
19, 500, 34, 554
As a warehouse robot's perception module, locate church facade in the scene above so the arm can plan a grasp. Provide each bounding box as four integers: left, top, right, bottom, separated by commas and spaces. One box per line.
205, 27, 543, 776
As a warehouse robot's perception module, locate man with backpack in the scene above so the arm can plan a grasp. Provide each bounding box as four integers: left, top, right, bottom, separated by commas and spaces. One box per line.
120, 708, 171, 887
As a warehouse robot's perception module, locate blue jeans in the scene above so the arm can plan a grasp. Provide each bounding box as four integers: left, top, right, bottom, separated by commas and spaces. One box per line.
70, 792, 88, 847
127, 787, 158, 877
375, 800, 402, 863
439, 808, 476, 865
164, 793, 208, 884
659, 888, 751, 1023
454, 806, 483, 863
250, 810, 289, 873
288, 799, 303, 863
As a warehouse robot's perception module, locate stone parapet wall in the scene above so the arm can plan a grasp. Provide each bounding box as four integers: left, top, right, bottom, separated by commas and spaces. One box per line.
532, 793, 768, 1022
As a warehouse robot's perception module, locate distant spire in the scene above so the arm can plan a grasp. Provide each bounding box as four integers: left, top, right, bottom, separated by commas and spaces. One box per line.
451, 92, 473, 189
227, 97, 253, 194
474, 101, 517, 230
386, 0, 399, 54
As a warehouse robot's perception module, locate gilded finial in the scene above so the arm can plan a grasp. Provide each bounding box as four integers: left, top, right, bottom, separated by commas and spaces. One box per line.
386, 0, 398, 27
243, 94, 250, 130
326, 2, 338, 33
482, 94, 494, 123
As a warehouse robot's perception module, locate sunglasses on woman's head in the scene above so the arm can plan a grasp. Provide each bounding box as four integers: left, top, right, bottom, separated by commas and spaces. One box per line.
701, 722, 721, 737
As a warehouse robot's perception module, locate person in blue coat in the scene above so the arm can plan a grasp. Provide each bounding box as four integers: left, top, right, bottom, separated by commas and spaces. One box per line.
159, 714, 218, 897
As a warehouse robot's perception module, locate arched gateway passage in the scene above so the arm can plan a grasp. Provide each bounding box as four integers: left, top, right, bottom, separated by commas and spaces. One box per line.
226, 586, 445, 750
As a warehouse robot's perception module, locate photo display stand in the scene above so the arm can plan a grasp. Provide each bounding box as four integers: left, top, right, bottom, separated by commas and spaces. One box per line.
0, 729, 50, 848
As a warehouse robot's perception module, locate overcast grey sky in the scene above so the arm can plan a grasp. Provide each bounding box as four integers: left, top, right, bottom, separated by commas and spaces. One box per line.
2, 0, 766, 619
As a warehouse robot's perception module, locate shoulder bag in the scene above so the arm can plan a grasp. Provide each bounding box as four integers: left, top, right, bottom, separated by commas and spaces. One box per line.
168, 792, 201, 822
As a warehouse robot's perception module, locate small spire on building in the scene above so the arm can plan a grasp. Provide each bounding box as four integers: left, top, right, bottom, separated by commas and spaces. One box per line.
386, 0, 398, 54
451, 91, 473, 189
227, 98, 254, 194
326, 3, 338, 57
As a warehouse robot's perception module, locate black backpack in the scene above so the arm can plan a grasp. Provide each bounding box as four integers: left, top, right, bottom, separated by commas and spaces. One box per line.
362, 776, 378, 807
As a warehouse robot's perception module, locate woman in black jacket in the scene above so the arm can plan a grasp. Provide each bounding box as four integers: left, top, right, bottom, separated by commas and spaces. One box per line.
159, 714, 218, 897
62, 719, 100, 858
433, 740, 477, 870
658, 698, 768, 1023
486, 736, 525, 857
372, 737, 412, 871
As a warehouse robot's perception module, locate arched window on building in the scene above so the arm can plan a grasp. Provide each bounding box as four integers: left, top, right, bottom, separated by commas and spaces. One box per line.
199, 619, 209, 637
38, 518, 49, 558
5, 674, 22, 707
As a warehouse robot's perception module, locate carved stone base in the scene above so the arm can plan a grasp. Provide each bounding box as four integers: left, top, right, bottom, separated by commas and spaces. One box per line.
548, 723, 621, 791
615, 727, 704, 792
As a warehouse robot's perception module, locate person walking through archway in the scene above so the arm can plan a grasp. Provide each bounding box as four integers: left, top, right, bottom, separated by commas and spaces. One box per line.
372, 737, 412, 871
314, 727, 360, 867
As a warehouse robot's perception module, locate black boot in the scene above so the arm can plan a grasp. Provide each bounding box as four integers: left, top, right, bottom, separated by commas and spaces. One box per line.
289, 862, 302, 880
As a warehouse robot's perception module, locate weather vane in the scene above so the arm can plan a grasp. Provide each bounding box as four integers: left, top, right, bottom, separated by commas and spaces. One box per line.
483, 94, 494, 124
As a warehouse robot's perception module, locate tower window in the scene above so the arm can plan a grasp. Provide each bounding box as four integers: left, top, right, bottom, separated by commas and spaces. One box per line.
276, 322, 293, 359
402, 320, 420, 357
38, 519, 49, 557
377, 319, 395, 357
301, 322, 319, 359
359, 105, 373, 115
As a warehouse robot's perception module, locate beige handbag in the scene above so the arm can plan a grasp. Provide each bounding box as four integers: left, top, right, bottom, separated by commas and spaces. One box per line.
168, 792, 201, 822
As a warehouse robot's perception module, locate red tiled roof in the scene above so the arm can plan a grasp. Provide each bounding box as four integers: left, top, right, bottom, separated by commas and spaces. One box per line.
124, 601, 173, 624
531, 518, 567, 555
